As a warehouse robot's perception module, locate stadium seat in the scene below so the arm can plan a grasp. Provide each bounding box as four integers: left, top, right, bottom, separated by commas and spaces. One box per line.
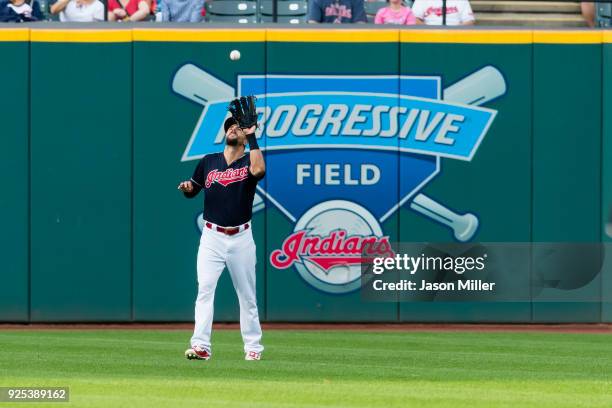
206, 14, 258, 23
206, 0, 256, 16
42, 0, 57, 20
260, 0, 307, 17
364, 0, 386, 17
596, 2, 611, 27
597, 2, 611, 17
260, 15, 306, 23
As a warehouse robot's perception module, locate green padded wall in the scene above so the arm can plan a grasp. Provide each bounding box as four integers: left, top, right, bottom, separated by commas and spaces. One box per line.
132, 38, 267, 322
0, 36, 29, 321
264, 38, 400, 321
29, 38, 132, 321
398, 41, 532, 322
602, 39, 612, 322
0, 28, 608, 323
532, 42, 602, 322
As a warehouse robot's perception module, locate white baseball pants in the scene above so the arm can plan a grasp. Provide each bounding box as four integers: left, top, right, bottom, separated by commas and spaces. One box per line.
190, 222, 264, 354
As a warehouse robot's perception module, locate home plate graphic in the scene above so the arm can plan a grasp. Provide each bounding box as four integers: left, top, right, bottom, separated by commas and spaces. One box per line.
173, 64, 506, 294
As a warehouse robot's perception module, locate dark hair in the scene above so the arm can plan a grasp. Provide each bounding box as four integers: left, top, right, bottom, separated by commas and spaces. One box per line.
224, 117, 237, 133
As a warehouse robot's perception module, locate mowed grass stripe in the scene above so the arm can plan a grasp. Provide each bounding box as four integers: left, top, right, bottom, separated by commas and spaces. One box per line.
0, 330, 610, 408
2, 378, 610, 408
1, 331, 610, 378
3, 330, 611, 352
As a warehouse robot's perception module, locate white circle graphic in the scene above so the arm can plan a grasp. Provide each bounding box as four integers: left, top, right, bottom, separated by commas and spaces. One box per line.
293, 200, 383, 294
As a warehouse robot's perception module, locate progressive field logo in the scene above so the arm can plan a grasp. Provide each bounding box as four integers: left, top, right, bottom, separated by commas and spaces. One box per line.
173, 64, 506, 294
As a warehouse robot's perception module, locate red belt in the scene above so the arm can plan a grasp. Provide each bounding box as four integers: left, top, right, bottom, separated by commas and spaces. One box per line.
205, 222, 249, 236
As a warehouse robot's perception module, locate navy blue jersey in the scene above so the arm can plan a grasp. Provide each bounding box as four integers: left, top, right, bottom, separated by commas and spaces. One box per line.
187, 152, 264, 227
307, 0, 367, 23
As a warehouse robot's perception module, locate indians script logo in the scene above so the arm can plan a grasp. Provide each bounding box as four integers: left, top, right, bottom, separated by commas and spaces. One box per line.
205, 167, 249, 188
270, 227, 395, 271
172, 64, 506, 294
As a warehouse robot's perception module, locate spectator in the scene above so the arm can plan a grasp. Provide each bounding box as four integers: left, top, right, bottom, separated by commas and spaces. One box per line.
374, 0, 418, 25
411, 0, 474, 25
159, 0, 203, 22
50, 0, 104, 21
0, 0, 43, 21
581, 2, 595, 27
108, 0, 154, 21
307, 0, 367, 23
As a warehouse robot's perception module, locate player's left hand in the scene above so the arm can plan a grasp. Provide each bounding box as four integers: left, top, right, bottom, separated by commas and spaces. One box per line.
229, 96, 258, 129
177, 180, 194, 193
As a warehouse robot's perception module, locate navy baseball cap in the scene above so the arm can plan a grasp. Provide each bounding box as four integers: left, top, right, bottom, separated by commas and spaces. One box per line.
224, 117, 237, 132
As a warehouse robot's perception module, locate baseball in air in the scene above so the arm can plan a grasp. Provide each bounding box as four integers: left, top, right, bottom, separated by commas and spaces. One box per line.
230, 50, 241, 61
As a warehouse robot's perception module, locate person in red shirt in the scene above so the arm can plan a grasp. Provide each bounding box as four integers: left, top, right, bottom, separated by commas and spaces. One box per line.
107, 0, 154, 21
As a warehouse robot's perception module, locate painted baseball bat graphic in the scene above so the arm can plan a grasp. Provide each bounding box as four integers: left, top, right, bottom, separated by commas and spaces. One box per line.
443, 65, 506, 106
173, 64, 506, 240
172, 64, 235, 105
173, 64, 266, 213
409, 66, 506, 241
411, 195, 479, 242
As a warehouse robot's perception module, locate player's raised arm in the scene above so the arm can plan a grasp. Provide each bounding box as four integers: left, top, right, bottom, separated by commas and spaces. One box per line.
228, 96, 265, 178
245, 124, 265, 178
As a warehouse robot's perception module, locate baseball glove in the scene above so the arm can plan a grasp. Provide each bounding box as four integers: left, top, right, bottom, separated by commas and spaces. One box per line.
228, 95, 258, 129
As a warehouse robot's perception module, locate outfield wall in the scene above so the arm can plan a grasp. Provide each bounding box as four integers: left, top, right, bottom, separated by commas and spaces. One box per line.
0, 27, 610, 323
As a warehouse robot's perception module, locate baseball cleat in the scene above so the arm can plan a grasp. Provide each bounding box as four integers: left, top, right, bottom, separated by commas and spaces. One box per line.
185, 345, 211, 360
245, 351, 262, 361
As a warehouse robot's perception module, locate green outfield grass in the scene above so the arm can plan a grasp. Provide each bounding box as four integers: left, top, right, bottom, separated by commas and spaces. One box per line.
0, 329, 611, 408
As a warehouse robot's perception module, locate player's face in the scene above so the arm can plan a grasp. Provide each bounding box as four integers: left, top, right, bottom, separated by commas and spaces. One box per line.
225, 124, 247, 147
225, 124, 239, 146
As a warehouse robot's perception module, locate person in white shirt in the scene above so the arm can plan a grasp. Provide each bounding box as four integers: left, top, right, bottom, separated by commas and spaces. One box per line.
411, 0, 475, 25
50, 0, 104, 21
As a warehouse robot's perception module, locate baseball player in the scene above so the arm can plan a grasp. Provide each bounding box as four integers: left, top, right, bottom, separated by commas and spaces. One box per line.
178, 96, 265, 361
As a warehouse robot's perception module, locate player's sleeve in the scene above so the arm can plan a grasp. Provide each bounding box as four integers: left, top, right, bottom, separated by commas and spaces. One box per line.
352, 0, 367, 22
307, 0, 322, 22
185, 157, 205, 198
248, 167, 265, 181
